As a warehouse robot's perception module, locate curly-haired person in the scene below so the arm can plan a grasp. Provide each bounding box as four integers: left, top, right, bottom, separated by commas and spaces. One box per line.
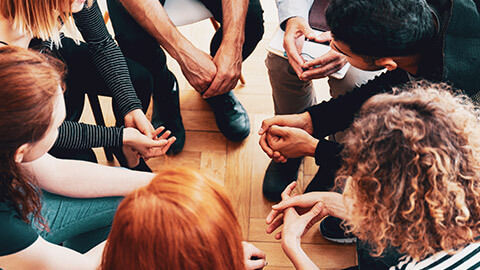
266, 82, 480, 270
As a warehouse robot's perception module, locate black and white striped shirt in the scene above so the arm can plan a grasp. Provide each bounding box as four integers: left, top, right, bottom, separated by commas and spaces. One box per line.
391, 242, 480, 270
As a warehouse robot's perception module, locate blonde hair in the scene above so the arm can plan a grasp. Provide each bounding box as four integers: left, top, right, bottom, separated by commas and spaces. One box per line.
0, 0, 92, 46
337, 82, 480, 260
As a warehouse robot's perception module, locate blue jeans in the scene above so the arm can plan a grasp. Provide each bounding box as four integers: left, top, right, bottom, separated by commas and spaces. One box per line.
33, 191, 123, 253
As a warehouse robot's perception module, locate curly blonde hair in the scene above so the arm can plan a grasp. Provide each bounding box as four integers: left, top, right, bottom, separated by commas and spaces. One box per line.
337, 81, 480, 260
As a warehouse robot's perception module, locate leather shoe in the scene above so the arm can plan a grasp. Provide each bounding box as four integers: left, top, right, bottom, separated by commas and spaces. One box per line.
152, 79, 185, 155
206, 91, 250, 141
262, 158, 303, 202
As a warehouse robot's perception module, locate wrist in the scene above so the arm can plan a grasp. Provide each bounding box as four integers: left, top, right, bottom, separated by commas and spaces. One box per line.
122, 128, 136, 146
306, 138, 319, 157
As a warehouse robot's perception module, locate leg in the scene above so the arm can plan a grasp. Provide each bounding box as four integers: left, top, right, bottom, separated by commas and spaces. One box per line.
34, 191, 123, 253
262, 53, 318, 201
107, 0, 185, 154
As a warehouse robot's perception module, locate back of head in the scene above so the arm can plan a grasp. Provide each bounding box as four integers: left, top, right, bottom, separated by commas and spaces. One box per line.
338, 82, 480, 260
102, 168, 245, 270
325, 0, 436, 57
0, 46, 64, 225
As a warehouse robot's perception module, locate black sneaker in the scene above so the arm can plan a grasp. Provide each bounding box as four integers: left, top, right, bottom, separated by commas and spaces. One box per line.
205, 91, 250, 141
320, 216, 356, 244
152, 79, 185, 155
262, 158, 303, 202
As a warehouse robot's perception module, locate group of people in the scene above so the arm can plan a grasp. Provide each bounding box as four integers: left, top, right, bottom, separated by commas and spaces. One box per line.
0, 0, 480, 269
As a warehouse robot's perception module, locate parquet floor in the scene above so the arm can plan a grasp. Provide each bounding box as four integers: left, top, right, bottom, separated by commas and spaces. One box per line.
82, 0, 357, 268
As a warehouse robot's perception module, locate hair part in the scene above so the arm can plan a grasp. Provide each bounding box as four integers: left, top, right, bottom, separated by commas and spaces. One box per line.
337, 82, 480, 260
0, 46, 65, 227
326, 0, 436, 57
102, 168, 246, 270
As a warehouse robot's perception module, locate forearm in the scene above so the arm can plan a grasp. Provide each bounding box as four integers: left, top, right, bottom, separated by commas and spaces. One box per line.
282, 239, 319, 270
54, 121, 123, 149
118, 0, 194, 61
220, 0, 248, 48
25, 154, 153, 198
85, 241, 105, 266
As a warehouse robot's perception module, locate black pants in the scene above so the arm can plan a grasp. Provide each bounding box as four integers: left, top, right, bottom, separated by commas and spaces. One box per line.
106, 0, 264, 102
47, 36, 154, 163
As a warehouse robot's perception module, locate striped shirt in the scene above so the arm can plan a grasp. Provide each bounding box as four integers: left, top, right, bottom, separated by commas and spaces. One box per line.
48, 0, 143, 149
390, 242, 480, 270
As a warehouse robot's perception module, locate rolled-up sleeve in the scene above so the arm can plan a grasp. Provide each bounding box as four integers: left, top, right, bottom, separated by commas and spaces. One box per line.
276, 0, 314, 29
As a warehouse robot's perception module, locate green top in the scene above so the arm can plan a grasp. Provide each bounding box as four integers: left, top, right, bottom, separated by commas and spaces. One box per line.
0, 202, 39, 256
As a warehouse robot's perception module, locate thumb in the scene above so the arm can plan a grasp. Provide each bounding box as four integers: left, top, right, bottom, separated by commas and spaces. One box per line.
269, 125, 289, 137
314, 31, 333, 43
246, 259, 267, 270
301, 24, 316, 40
145, 138, 169, 148
302, 202, 325, 221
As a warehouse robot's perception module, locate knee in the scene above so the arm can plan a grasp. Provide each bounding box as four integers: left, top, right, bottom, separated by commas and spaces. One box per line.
245, 6, 265, 46
129, 63, 154, 109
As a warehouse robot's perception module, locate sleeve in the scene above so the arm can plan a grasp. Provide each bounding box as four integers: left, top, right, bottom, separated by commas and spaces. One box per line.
314, 139, 343, 168
0, 206, 39, 256
53, 121, 123, 149
276, 0, 314, 29
72, 0, 143, 117
306, 69, 409, 139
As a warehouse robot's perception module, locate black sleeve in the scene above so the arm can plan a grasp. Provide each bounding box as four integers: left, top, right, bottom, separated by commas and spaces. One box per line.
53, 121, 123, 149
314, 139, 343, 169
0, 204, 39, 256
306, 69, 410, 138
72, 0, 143, 117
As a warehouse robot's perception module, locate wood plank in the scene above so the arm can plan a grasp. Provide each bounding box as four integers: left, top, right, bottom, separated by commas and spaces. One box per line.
183, 131, 227, 152
147, 150, 201, 173
200, 151, 226, 185
182, 110, 218, 132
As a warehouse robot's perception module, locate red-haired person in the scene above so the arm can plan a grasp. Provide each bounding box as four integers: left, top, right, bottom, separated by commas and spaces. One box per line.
0, 0, 178, 170
102, 168, 267, 270
266, 83, 480, 269
0, 46, 173, 269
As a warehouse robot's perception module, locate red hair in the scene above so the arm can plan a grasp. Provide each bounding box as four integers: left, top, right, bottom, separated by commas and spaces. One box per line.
102, 168, 245, 270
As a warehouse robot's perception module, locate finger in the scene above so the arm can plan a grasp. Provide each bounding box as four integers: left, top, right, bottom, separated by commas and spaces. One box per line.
269, 125, 289, 137
248, 244, 266, 259
266, 215, 284, 234
152, 126, 166, 138
246, 259, 267, 270
284, 37, 305, 69
272, 196, 306, 211
275, 231, 282, 240
314, 31, 333, 43
301, 62, 345, 81
157, 130, 172, 140
273, 156, 288, 163
202, 75, 222, 99
259, 118, 275, 135
266, 209, 280, 225
281, 181, 297, 200
303, 50, 344, 69
259, 133, 274, 158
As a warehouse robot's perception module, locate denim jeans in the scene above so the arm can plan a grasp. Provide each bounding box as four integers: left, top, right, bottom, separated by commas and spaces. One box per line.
33, 191, 123, 253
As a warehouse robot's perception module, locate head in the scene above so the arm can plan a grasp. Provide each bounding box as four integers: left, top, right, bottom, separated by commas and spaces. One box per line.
337, 82, 480, 260
102, 168, 245, 270
0, 46, 65, 225
325, 0, 436, 71
0, 0, 92, 46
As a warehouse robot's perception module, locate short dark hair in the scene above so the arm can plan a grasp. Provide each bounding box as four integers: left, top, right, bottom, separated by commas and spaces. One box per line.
325, 0, 436, 57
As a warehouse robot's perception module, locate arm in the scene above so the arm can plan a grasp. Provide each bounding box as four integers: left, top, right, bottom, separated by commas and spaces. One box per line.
276, 0, 314, 30
118, 0, 217, 93
21, 154, 154, 198
202, 0, 248, 98
72, 1, 154, 137
0, 237, 104, 270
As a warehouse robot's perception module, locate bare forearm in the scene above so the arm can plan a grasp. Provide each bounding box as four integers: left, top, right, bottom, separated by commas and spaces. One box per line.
282, 241, 319, 270
118, 0, 193, 60
26, 154, 153, 198
220, 0, 248, 49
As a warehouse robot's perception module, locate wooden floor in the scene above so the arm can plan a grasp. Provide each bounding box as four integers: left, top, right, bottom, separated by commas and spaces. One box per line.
83, 0, 357, 268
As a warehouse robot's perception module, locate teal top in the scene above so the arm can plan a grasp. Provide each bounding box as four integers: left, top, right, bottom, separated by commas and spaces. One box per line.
0, 202, 39, 256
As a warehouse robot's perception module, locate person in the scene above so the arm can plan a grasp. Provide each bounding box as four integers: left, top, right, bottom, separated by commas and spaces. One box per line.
263, 0, 384, 202
266, 83, 480, 269
106, 0, 264, 143
259, 0, 480, 243
0, 0, 174, 170
102, 168, 267, 270
0, 46, 174, 269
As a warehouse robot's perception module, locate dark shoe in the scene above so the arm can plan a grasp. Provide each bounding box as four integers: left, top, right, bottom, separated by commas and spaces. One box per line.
112, 148, 152, 172
262, 158, 303, 202
206, 91, 250, 141
152, 79, 185, 155
320, 216, 356, 244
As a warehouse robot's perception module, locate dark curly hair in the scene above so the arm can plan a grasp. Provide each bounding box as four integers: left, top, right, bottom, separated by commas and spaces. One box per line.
337, 82, 480, 260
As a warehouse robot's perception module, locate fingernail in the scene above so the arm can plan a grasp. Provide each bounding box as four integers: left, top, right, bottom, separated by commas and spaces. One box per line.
258, 128, 264, 134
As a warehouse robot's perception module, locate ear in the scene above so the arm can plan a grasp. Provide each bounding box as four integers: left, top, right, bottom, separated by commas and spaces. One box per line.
14, 144, 30, 163
374, 58, 398, 71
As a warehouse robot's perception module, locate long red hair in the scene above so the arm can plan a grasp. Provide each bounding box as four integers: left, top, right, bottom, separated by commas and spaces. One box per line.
102, 168, 245, 270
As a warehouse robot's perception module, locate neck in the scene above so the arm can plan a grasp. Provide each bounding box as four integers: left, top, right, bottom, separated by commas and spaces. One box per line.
395, 53, 422, 75
0, 17, 32, 49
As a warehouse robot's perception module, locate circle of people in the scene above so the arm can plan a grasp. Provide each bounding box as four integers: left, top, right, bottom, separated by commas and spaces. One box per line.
1, 0, 479, 269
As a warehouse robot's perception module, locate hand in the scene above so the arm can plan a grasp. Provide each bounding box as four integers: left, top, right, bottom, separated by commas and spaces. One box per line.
242, 242, 267, 270
177, 45, 217, 93
284, 17, 316, 79
258, 113, 314, 160
300, 31, 347, 81
266, 125, 319, 159
124, 109, 155, 138
123, 127, 176, 159
202, 44, 242, 98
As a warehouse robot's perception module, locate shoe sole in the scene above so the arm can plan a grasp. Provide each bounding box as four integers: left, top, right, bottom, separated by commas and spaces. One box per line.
321, 235, 357, 244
